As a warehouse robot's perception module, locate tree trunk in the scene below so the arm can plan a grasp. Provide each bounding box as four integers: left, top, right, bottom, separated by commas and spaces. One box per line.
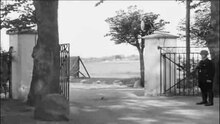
207, 43, 219, 96
208, 0, 219, 96
27, 0, 60, 106
138, 39, 145, 87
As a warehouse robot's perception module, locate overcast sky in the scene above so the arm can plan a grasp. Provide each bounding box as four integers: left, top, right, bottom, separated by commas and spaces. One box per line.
1, 1, 186, 58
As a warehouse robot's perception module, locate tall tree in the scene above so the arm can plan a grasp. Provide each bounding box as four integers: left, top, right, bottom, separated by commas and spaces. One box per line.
1, 0, 60, 106
178, 0, 219, 95
209, 0, 219, 96
177, 1, 211, 45
27, 0, 60, 106
1, 0, 61, 105
105, 5, 169, 87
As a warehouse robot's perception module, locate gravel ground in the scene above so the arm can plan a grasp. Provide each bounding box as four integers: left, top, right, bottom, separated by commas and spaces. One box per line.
0, 83, 219, 124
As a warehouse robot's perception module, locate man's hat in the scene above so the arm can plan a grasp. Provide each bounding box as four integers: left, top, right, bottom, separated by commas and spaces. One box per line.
200, 50, 209, 55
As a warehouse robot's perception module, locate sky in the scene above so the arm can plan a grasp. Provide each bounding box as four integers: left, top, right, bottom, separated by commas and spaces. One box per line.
1, 1, 186, 58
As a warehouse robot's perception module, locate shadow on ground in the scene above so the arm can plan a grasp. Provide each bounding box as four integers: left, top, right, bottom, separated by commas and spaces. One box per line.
69, 86, 219, 124
0, 84, 219, 124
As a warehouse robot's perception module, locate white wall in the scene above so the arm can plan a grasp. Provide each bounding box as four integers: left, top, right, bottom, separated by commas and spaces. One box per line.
9, 33, 37, 100
144, 38, 177, 96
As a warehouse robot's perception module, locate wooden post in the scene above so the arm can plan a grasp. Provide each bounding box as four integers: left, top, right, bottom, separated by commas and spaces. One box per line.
79, 57, 90, 78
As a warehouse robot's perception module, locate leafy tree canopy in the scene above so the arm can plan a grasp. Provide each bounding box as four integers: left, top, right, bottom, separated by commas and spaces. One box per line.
0, 0, 36, 33
105, 5, 169, 46
177, 1, 211, 46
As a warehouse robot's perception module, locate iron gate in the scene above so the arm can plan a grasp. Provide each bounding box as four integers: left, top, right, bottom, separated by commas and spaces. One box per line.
60, 43, 70, 100
0, 51, 12, 99
158, 47, 208, 96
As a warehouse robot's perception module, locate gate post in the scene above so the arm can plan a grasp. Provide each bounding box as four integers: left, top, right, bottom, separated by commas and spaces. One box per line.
143, 32, 178, 96
8, 30, 37, 100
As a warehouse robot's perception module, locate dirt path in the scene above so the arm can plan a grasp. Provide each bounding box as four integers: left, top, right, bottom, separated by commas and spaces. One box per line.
69, 83, 219, 124
1, 83, 219, 124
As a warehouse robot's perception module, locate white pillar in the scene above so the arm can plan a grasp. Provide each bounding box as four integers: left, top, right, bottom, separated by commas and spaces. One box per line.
8, 31, 37, 100
143, 33, 178, 96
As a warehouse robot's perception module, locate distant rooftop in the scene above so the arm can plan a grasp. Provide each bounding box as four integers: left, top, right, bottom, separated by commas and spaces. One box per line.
142, 32, 179, 39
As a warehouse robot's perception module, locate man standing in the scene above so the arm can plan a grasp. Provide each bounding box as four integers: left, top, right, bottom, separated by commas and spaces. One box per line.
196, 50, 215, 106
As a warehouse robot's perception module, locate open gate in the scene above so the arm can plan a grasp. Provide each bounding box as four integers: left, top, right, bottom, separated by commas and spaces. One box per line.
159, 47, 207, 96
60, 43, 70, 100
0, 50, 12, 99
1, 44, 70, 99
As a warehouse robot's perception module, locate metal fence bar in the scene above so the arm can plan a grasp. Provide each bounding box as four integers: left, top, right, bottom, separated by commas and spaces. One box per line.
64, 55, 67, 98
67, 48, 70, 100
178, 53, 181, 95
173, 53, 176, 95
183, 53, 186, 95
192, 53, 195, 95
169, 54, 171, 94
59, 43, 70, 101
160, 49, 162, 95
163, 54, 166, 94
159, 46, 203, 96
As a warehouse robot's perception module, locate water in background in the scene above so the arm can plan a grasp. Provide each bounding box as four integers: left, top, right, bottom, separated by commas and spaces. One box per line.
80, 61, 140, 78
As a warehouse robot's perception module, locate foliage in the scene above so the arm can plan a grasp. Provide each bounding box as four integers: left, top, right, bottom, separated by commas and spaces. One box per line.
105, 5, 169, 47
177, 1, 212, 46
0, 0, 36, 33
105, 5, 169, 87
95, 0, 104, 7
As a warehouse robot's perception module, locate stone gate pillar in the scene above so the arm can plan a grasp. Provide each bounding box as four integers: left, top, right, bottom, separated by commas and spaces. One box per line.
8, 30, 37, 100
143, 32, 178, 96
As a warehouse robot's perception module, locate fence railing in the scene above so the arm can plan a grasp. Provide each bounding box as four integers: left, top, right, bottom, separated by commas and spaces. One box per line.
159, 47, 208, 96
0, 51, 12, 99
60, 44, 70, 101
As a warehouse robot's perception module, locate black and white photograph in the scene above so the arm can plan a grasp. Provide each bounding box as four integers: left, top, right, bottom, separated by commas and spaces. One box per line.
0, 0, 219, 124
